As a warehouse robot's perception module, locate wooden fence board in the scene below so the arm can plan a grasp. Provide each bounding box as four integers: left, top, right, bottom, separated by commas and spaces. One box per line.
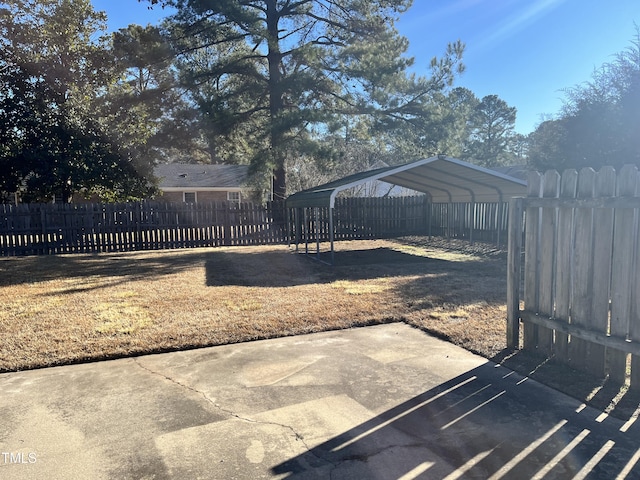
630, 168, 640, 390
609, 166, 638, 384
537, 170, 560, 356
553, 170, 578, 362
523, 172, 542, 352
590, 167, 616, 378
631, 214, 640, 389
569, 168, 597, 373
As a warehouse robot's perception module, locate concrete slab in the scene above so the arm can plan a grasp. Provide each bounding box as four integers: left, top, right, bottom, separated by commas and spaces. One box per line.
1, 323, 639, 479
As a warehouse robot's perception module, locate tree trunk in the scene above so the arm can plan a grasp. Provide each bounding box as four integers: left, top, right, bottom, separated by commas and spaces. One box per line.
266, 0, 287, 200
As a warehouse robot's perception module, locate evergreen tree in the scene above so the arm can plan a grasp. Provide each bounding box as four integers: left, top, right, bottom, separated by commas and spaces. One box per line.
108, 24, 205, 166
151, 0, 464, 198
462, 94, 517, 167
528, 27, 640, 171
0, 0, 156, 202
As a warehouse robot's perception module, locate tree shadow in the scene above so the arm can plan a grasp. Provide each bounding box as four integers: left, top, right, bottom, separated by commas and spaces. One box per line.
271, 361, 640, 479
1, 249, 212, 293
2, 241, 504, 297
204, 247, 474, 287
297, 247, 440, 266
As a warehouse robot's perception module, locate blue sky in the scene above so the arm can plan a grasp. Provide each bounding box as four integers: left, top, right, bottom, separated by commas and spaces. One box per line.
92, 0, 639, 135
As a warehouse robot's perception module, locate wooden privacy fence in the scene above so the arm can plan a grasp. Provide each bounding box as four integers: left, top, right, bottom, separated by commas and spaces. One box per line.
507, 165, 640, 388
290, 196, 509, 245
0, 201, 288, 256
428, 201, 508, 244
1, 196, 510, 256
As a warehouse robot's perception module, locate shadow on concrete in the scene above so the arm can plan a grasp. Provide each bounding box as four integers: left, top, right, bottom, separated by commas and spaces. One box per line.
271, 362, 640, 479
493, 348, 640, 423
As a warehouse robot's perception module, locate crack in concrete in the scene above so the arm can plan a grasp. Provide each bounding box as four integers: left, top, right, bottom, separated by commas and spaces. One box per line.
132, 358, 336, 470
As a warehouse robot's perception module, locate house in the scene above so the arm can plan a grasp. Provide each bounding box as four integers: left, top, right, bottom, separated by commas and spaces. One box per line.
155, 163, 251, 204
491, 165, 529, 182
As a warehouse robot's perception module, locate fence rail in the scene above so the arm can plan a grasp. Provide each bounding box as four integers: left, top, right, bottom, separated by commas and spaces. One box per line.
507, 165, 640, 388
1, 197, 510, 256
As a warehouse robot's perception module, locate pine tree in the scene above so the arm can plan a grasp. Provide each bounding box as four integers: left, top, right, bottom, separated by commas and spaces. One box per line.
153, 0, 463, 198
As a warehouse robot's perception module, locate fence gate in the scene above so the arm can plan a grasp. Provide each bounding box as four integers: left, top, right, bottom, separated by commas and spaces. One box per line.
507, 165, 640, 388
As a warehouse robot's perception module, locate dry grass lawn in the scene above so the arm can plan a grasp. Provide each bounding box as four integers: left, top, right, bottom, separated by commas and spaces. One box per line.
0, 236, 508, 373
5, 236, 640, 418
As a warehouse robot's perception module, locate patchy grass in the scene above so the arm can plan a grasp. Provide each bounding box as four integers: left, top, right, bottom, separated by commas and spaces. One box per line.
0, 237, 508, 373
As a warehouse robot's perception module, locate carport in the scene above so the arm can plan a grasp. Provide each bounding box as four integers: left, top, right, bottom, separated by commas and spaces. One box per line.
285, 156, 527, 263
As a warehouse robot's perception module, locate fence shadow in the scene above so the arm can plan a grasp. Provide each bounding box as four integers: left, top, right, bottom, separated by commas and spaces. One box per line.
271, 362, 640, 479
494, 349, 640, 422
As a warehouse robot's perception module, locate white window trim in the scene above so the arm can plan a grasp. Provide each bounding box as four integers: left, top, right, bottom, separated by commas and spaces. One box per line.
183, 191, 197, 203
227, 191, 241, 204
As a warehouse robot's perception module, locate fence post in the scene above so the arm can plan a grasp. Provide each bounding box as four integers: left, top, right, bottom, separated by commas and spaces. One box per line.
507, 196, 524, 349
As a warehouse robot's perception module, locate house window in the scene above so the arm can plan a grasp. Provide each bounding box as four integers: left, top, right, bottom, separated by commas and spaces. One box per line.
227, 191, 241, 205
183, 192, 197, 203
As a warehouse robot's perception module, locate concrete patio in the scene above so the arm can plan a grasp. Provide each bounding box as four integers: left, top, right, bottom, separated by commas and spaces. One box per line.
1, 323, 639, 479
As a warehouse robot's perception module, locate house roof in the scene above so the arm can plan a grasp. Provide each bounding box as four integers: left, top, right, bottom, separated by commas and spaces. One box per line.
491, 165, 529, 181
154, 164, 249, 189
285, 156, 527, 208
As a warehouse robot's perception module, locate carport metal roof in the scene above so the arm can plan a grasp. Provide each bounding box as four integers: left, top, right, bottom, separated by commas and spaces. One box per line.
286, 156, 527, 209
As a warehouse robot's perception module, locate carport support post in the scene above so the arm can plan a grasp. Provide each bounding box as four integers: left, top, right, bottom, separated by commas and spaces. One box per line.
286, 206, 291, 248
496, 195, 505, 248
427, 200, 432, 239
469, 201, 475, 245
507, 197, 524, 350
329, 206, 335, 265
304, 208, 309, 254
496, 202, 502, 248
294, 207, 300, 252
314, 207, 320, 257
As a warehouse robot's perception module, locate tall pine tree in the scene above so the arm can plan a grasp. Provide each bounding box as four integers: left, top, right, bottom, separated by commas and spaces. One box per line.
153, 0, 463, 199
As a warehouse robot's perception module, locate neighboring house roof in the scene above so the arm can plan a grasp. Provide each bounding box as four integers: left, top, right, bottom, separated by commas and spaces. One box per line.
154, 164, 249, 190
286, 156, 528, 208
